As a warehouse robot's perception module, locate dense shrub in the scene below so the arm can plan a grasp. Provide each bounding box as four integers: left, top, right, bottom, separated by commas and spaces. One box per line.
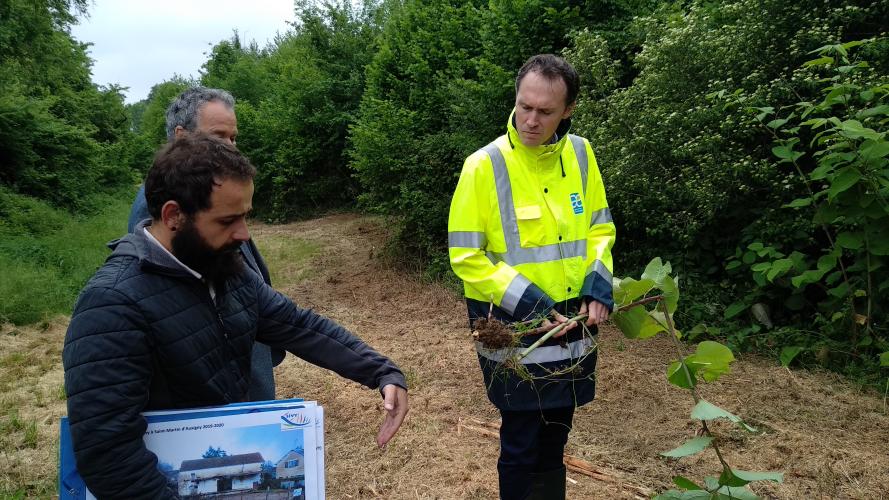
567, 0, 888, 375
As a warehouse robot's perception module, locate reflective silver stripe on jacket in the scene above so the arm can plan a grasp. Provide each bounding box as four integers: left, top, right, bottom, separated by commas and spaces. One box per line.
587, 259, 612, 283
487, 239, 586, 266
448, 231, 486, 248
483, 141, 588, 266
475, 335, 596, 364
588, 207, 613, 227
484, 143, 519, 251
569, 135, 588, 196
500, 274, 532, 316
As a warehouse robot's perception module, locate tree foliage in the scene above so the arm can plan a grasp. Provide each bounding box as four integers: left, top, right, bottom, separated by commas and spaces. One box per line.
4, 0, 888, 380
201, 446, 228, 459
0, 0, 135, 211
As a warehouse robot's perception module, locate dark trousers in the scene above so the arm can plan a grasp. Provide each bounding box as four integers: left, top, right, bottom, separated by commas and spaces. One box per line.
498, 406, 574, 500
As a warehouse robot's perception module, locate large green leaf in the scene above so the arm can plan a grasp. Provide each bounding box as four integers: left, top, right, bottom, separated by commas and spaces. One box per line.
838, 120, 881, 140
880, 351, 889, 367
779, 346, 804, 367
613, 307, 666, 339
691, 400, 757, 432
859, 139, 889, 161
857, 104, 889, 119
766, 258, 794, 282
661, 436, 713, 458
660, 275, 680, 314
827, 167, 861, 200
836, 231, 864, 250
614, 277, 656, 306
643, 310, 671, 338
802, 56, 833, 67
771, 145, 802, 162
782, 197, 812, 208
672, 476, 703, 490
718, 468, 749, 487
667, 360, 697, 389
724, 302, 747, 320
868, 229, 889, 256
703, 477, 760, 500
735, 470, 783, 484
686, 341, 735, 382
642, 257, 672, 286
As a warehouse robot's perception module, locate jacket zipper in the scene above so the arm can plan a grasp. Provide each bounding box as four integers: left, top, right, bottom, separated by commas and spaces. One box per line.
205, 286, 241, 402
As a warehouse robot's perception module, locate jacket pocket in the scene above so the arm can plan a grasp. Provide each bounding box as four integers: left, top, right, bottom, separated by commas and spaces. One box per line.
515, 204, 547, 247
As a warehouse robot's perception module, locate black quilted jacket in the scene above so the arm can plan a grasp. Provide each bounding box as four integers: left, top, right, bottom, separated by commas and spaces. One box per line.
62, 226, 406, 499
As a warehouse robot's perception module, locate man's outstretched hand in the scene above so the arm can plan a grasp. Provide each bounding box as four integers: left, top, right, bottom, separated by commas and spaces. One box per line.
377, 384, 409, 448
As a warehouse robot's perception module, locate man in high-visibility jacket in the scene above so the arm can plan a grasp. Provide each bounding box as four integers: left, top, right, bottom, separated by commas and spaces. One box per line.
448, 54, 616, 500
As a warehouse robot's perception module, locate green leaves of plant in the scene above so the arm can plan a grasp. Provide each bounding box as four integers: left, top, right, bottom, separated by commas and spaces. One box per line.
791, 253, 838, 288
661, 436, 713, 458
859, 139, 889, 162
803, 56, 833, 67
771, 144, 802, 162
612, 257, 681, 340
668, 342, 735, 388
672, 476, 703, 490
656, 472, 779, 500
838, 119, 882, 141
719, 468, 784, 487
782, 197, 812, 208
724, 302, 746, 320
779, 346, 804, 367
691, 400, 757, 433
613, 277, 656, 306
613, 305, 668, 340
880, 351, 889, 367
827, 167, 861, 200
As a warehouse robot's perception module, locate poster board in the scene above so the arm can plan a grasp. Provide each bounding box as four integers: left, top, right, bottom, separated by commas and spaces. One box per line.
60, 400, 325, 499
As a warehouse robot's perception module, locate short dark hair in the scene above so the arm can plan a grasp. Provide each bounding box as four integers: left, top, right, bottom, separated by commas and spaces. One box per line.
145, 133, 256, 219
515, 54, 580, 106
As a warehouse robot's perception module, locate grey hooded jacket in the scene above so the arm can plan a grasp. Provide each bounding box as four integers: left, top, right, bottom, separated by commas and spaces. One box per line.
63, 223, 406, 499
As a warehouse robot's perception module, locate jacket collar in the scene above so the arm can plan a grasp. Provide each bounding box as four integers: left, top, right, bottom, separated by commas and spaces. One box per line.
107, 219, 200, 278
506, 108, 572, 162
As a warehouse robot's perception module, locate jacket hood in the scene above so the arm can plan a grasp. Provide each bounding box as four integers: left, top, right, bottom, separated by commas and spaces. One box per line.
107, 219, 197, 278
507, 108, 572, 160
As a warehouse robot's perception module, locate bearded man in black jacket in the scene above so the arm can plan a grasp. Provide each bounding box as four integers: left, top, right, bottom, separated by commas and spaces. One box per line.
63, 134, 409, 499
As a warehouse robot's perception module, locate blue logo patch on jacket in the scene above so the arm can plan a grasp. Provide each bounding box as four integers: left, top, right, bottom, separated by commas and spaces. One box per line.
570, 193, 584, 215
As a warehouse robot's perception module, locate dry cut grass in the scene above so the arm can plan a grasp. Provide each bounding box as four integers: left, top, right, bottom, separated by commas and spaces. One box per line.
3, 213, 889, 499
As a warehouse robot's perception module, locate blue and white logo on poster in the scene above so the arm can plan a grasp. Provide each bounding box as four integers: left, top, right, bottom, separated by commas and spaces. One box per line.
569, 193, 584, 215
281, 412, 311, 431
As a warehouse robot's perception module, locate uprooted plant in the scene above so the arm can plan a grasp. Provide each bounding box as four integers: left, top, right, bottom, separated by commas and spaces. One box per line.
472, 258, 784, 499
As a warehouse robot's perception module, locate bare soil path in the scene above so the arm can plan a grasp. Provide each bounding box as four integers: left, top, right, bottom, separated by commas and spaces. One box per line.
2, 213, 888, 499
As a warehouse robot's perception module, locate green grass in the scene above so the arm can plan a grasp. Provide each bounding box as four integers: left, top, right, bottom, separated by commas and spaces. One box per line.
0, 187, 134, 325
253, 233, 321, 286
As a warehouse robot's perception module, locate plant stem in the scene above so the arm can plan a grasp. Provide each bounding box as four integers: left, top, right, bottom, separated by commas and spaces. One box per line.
518, 296, 665, 336
659, 298, 732, 473
883, 378, 888, 413
617, 294, 664, 312
516, 314, 588, 361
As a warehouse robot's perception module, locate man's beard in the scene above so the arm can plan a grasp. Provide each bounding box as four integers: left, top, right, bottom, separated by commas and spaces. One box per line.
171, 219, 244, 289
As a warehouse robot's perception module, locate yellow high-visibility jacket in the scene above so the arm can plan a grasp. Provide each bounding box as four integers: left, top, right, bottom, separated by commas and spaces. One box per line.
448, 111, 616, 324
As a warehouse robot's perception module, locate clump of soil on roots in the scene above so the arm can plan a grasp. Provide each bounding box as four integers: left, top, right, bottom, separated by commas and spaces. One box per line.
473, 318, 517, 349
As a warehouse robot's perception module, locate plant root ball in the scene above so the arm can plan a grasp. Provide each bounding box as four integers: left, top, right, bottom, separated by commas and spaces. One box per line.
473, 318, 516, 349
